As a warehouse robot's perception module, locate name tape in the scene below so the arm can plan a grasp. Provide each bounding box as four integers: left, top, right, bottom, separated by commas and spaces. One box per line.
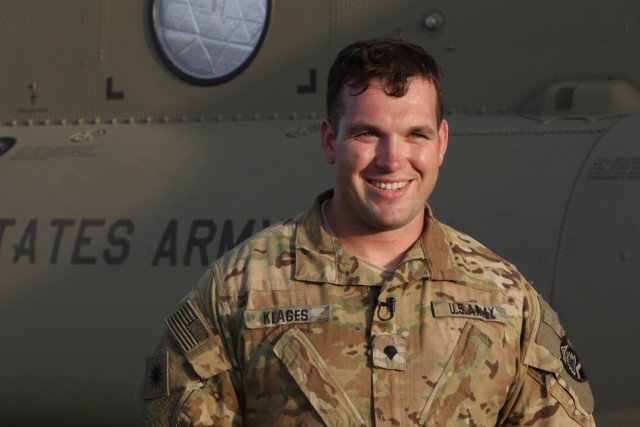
244, 305, 331, 329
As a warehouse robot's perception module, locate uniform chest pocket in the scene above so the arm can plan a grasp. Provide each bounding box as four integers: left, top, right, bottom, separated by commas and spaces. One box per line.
273, 328, 366, 427
418, 321, 493, 426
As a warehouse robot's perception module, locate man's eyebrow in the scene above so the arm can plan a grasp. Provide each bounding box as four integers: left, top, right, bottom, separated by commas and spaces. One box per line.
343, 123, 439, 137
344, 122, 382, 135
409, 126, 439, 137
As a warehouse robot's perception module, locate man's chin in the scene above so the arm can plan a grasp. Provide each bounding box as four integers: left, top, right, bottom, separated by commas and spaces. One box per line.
365, 215, 414, 232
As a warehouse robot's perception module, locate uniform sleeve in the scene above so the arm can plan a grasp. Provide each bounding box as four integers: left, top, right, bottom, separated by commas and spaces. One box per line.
134, 268, 243, 427
500, 286, 596, 426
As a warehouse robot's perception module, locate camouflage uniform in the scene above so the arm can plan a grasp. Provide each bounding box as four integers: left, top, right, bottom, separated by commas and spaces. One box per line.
136, 191, 595, 426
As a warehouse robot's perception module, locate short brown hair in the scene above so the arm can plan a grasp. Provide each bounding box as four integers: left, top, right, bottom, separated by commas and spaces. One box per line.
326, 38, 444, 128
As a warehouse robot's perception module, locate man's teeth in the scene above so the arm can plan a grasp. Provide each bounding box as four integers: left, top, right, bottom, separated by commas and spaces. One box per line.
371, 181, 408, 190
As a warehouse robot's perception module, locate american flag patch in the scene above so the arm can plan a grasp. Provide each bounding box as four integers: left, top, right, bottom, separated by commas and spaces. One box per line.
166, 300, 210, 354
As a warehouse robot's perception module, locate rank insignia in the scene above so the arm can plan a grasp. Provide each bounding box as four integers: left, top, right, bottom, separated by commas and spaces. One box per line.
372, 334, 407, 371
143, 351, 169, 400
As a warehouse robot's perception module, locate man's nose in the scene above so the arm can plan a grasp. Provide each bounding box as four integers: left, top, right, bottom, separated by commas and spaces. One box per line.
375, 136, 406, 172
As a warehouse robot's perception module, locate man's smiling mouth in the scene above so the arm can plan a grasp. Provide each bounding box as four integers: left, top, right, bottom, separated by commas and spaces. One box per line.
369, 180, 409, 190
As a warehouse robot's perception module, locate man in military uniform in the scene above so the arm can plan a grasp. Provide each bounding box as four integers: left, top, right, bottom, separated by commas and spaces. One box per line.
136, 39, 595, 426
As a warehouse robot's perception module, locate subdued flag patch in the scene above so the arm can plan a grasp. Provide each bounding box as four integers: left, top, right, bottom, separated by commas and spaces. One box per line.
166, 300, 210, 353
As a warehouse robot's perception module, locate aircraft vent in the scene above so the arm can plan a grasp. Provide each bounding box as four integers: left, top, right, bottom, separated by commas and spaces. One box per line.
522, 78, 640, 120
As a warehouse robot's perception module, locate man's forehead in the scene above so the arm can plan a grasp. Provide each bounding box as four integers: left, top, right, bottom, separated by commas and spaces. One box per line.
338, 77, 438, 118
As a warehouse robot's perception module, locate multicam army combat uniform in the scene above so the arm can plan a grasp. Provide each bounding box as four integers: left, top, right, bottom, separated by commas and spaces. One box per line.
137, 191, 595, 426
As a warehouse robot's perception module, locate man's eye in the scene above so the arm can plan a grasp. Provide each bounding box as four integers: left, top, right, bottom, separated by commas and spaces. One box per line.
355, 131, 376, 140
410, 132, 436, 141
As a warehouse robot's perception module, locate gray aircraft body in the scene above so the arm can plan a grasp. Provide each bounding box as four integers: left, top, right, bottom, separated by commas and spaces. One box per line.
0, 0, 638, 425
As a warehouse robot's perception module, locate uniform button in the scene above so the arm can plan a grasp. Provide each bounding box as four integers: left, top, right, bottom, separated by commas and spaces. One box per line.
383, 345, 398, 360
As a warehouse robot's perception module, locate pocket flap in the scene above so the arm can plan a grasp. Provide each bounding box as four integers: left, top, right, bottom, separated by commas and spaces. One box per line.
524, 341, 564, 373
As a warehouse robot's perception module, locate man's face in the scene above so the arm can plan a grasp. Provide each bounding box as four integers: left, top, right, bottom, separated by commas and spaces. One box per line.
321, 78, 448, 232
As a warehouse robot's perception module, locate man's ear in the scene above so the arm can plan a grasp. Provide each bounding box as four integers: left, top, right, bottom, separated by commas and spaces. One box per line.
321, 119, 336, 164
437, 118, 449, 166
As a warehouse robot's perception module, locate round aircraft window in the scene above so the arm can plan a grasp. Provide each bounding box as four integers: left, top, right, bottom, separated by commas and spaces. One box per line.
151, 0, 271, 85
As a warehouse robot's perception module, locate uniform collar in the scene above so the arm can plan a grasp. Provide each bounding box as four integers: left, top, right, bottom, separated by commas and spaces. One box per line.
294, 190, 460, 285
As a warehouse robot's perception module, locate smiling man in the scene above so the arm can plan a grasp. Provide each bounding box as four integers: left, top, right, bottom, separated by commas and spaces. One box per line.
136, 39, 595, 426
321, 70, 447, 269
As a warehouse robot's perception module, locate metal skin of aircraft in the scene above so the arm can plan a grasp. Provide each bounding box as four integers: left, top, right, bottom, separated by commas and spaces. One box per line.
0, 0, 638, 425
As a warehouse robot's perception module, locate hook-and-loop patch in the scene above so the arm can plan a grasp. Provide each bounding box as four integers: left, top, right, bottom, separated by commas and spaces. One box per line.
166, 300, 210, 354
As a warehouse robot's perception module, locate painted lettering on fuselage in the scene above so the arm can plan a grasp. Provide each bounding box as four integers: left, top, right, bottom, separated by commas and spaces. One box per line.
0, 218, 271, 266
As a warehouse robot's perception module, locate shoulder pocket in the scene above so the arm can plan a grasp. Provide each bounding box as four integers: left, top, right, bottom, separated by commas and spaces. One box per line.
524, 297, 595, 418
166, 299, 232, 379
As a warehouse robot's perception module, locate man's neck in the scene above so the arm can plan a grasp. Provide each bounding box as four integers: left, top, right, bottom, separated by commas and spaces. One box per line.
323, 199, 424, 270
